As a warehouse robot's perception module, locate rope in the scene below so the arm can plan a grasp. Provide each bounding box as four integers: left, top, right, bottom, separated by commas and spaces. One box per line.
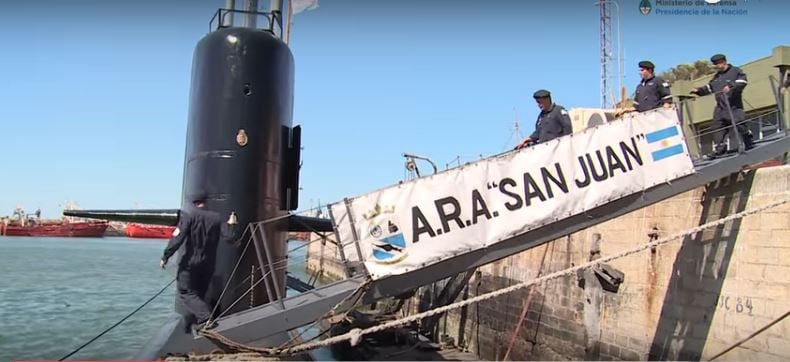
198, 279, 371, 353
276, 277, 370, 349
59, 210, 320, 359
57, 208, 330, 360
280, 274, 367, 347
211, 251, 318, 322
206, 224, 254, 325
221, 241, 319, 300
707, 309, 790, 361
194, 197, 790, 357
286, 197, 789, 354
208, 216, 333, 323
59, 278, 176, 361
212, 251, 328, 322
503, 242, 551, 360
214, 268, 275, 321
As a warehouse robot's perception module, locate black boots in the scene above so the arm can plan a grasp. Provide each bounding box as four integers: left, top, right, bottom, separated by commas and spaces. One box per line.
743, 132, 755, 150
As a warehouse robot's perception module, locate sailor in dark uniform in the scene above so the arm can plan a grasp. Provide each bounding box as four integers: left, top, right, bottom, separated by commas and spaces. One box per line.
690, 53, 753, 155
629, 60, 672, 112
160, 193, 239, 330
515, 89, 572, 149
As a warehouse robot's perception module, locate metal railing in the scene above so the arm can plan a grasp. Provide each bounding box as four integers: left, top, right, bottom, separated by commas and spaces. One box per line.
208, 8, 283, 36
676, 76, 787, 160
220, 206, 365, 313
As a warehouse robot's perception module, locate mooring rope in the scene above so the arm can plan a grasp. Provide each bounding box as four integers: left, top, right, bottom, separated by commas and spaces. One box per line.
199, 278, 371, 353
195, 197, 789, 357
59, 278, 176, 361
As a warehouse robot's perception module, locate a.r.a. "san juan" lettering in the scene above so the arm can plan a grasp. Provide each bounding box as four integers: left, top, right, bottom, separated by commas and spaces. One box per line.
408, 136, 643, 243
574, 138, 642, 188
498, 137, 642, 212
411, 189, 494, 243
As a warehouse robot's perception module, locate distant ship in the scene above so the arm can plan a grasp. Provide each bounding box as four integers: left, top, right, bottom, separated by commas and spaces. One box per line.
125, 223, 176, 239
0, 206, 108, 237
1, 220, 108, 237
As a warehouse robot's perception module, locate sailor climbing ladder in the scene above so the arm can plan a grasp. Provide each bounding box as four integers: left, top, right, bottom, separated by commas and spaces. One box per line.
137, 84, 790, 358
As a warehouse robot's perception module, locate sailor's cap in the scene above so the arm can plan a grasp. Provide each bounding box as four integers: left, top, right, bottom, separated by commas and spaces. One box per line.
710, 54, 727, 63
533, 89, 551, 99
638, 60, 655, 70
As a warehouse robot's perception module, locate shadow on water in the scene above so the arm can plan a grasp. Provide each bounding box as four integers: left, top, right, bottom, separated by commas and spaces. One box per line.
648, 171, 756, 361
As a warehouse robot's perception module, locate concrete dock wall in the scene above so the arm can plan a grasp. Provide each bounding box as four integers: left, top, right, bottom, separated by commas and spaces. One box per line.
438, 165, 790, 361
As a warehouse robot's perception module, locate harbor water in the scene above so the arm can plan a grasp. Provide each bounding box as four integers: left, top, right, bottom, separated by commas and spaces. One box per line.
0, 236, 319, 361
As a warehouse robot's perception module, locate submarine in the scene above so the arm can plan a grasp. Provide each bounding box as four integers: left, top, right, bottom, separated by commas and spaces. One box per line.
65, 0, 332, 357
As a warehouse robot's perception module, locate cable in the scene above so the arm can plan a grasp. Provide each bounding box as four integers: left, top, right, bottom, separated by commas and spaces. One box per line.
193, 197, 788, 357
60, 209, 331, 359
207, 224, 254, 324
282, 197, 790, 355
207, 214, 332, 322
59, 278, 175, 361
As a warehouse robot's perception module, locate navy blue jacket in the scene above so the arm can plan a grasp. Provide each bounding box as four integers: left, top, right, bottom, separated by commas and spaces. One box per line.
530, 104, 572, 143
694, 64, 748, 112
162, 206, 239, 270
634, 75, 672, 112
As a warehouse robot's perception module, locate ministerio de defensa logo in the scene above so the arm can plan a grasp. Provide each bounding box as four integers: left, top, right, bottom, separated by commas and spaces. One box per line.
639, 0, 652, 15
639, 0, 747, 16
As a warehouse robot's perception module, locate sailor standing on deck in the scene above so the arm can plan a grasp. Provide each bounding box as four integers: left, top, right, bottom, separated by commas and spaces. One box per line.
690, 53, 753, 156
624, 60, 673, 113
515, 89, 572, 149
160, 193, 239, 330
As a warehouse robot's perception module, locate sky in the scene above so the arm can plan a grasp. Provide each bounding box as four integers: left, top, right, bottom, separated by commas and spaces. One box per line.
0, 0, 787, 218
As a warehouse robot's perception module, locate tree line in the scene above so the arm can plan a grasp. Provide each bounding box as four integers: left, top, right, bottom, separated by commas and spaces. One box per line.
658, 59, 716, 83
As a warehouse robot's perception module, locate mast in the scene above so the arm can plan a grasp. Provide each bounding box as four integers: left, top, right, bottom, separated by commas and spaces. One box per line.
242, 0, 258, 28
223, 0, 235, 27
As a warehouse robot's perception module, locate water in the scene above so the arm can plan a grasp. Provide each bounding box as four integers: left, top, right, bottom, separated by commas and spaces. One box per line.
0, 236, 320, 361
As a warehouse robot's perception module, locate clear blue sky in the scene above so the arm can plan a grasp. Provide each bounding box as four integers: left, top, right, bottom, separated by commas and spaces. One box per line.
1, 0, 787, 218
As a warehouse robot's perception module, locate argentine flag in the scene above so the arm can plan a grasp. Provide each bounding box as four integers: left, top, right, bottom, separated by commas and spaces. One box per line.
645, 125, 685, 162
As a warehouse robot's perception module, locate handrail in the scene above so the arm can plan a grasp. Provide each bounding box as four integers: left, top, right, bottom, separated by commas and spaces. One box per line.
676, 76, 786, 158
208, 8, 277, 34
768, 75, 787, 136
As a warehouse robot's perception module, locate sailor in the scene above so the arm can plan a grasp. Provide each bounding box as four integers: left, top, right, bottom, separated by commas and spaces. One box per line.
515, 89, 572, 149
690, 53, 753, 156
160, 192, 239, 330
626, 60, 672, 113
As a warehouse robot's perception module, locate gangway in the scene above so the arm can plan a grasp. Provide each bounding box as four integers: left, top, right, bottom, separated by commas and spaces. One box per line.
137, 101, 789, 358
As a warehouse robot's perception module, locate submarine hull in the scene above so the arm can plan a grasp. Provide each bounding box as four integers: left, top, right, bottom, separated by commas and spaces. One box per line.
137, 26, 297, 358
183, 26, 294, 316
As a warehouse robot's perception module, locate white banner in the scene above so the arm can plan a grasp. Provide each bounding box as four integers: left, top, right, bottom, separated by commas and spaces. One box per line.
330, 108, 695, 280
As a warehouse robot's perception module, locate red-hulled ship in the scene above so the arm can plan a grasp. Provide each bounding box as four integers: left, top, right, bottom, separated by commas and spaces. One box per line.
1, 207, 108, 237
125, 223, 176, 239
1, 220, 108, 237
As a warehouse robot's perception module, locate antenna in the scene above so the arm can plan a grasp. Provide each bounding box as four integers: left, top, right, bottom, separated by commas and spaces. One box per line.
502, 107, 523, 151
596, 0, 622, 109
510, 107, 522, 145
445, 155, 461, 170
